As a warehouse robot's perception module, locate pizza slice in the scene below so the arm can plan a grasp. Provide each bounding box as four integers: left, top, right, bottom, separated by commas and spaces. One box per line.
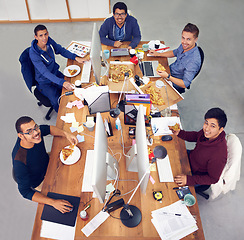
62, 145, 75, 161
156, 63, 166, 72
168, 123, 180, 131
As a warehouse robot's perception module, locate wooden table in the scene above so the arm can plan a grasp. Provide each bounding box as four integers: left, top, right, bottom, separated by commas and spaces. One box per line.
31, 41, 205, 240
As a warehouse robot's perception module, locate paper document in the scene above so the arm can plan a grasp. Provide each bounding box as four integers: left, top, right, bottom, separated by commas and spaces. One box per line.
156, 155, 174, 182
151, 200, 198, 240
151, 116, 182, 136
81, 211, 110, 237
41, 221, 76, 240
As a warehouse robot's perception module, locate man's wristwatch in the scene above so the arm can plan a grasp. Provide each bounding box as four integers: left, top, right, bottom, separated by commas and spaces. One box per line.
165, 74, 171, 80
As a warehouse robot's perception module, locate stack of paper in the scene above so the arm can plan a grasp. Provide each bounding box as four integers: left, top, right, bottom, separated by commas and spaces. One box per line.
151, 200, 198, 240
151, 116, 182, 136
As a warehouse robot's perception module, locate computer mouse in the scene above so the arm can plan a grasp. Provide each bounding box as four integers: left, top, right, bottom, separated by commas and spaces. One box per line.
161, 135, 173, 141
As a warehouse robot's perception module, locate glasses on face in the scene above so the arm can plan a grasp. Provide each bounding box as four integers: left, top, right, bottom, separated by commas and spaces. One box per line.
21, 124, 40, 135
114, 13, 126, 17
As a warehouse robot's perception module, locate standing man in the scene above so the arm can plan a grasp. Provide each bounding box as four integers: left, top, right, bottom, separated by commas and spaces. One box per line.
171, 108, 227, 191
99, 2, 141, 49
29, 24, 85, 112
12, 116, 78, 213
150, 23, 202, 93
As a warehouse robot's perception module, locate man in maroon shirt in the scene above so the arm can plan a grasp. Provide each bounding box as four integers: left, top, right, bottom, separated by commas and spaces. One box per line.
172, 108, 227, 190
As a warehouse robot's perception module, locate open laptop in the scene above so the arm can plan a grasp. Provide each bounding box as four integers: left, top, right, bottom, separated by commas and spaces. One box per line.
139, 61, 160, 77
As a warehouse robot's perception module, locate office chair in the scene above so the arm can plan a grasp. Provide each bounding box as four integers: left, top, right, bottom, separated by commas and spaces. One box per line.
19, 47, 54, 120
196, 134, 242, 200
177, 46, 204, 94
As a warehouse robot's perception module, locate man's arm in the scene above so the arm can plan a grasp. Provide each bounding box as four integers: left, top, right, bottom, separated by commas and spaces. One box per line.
128, 18, 141, 49
149, 50, 175, 58
157, 70, 187, 88
32, 192, 73, 214
50, 126, 78, 145
99, 19, 116, 47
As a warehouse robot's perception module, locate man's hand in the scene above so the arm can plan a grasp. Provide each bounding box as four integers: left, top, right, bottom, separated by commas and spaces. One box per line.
149, 50, 160, 57
174, 174, 187, 186
157, 70, 169, 79
75, 56, 85, 64
171, 128, 180, 136
128, 46, 132, 50
64, 131, 78, 145
52, 199, 73, 214
63, 81, 74, 91
114, 41, 123, 48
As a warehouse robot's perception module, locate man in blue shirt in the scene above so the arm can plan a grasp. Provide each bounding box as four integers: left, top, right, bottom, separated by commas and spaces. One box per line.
12, 116, 78, 213
99, 2, 141, 49
29, 25, 86, 112
149, 23, 202, 93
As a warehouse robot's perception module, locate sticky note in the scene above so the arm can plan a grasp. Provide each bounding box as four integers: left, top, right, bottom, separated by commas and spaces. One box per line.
70, 127, 77, 133
72, 122, 79, 128
149, 175, 155, 184
77, 134, 85, 143
77, 125, 84, 133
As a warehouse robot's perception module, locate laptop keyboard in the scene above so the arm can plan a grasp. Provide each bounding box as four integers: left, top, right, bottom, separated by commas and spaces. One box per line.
143, 62, 154, 76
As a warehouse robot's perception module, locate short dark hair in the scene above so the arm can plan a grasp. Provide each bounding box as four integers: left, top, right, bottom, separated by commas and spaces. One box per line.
34, 24, 47, 36
15, 116, 34, 133
204, 108, 227, 129
113, 2, 127, 14
183, 23, 199, 38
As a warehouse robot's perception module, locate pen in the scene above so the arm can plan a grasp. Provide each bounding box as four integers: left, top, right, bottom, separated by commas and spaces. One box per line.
83, 204, 91, 211
173, 186, 188, 190
154, 47, 170, 51
162, 212, 182, 216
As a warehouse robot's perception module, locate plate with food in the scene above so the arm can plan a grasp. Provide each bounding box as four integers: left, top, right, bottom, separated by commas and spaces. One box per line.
63, 65, 81, 77
60, 145, 81, 165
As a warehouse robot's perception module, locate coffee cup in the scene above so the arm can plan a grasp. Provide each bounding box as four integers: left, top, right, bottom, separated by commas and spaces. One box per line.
103, 49, 110, 59
129, 49, 136, 58
80, 210, 89, 221
183, 194, 196, 207
75, 80, 82, 88
85, 121, 95, 132
155, 40, 160, 49
142, 44, 149, 52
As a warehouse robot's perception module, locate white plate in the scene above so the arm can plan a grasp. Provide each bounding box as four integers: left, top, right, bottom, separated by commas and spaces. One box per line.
60, 145, 81, 165
63, 65, 81, 77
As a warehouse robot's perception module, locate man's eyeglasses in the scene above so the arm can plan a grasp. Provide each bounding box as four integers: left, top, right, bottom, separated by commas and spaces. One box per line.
114, 13, 126, 17
20, 124, 40, 135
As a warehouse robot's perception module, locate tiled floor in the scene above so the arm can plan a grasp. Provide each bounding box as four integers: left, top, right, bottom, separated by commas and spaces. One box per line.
1, 0, 243, 239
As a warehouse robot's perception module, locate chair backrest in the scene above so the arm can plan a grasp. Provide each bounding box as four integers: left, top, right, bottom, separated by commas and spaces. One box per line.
210, 133, 242, 199
193, 46, 204, 79
19, 47, 36, 93
185, 46, 204, 91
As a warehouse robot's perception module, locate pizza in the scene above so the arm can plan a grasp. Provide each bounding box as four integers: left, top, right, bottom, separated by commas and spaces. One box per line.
145, 86, 165, 105
62, 145, 75, 161
68, 68, 78, 76
168, 123, 180, 131
156, 63, 166, 72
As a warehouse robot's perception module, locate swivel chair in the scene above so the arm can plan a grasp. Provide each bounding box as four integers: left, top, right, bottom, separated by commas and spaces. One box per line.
19, 47, 53, 120
177, 46, 204, 94
196, 133, 242, 200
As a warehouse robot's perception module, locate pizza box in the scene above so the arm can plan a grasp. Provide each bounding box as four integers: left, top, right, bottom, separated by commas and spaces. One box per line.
140, 79, 184, 111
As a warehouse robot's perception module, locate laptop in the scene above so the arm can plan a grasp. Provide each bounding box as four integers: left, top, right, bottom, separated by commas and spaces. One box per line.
139, 61, 161, 77
111, 48, 129, 57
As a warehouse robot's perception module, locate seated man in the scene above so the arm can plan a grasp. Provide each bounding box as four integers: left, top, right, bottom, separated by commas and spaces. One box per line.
149, 23, 202, 93
172, 108, 227, 189
99, 1, 141, 49
12, 116, 78, 213
29, 24, 85, 112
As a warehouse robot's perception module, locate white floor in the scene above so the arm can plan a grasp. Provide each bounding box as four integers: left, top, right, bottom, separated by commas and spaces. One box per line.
1, 0, 244, 239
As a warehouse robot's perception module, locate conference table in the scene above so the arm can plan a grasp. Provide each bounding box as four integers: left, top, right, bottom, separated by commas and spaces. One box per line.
31, 41, 205, 240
